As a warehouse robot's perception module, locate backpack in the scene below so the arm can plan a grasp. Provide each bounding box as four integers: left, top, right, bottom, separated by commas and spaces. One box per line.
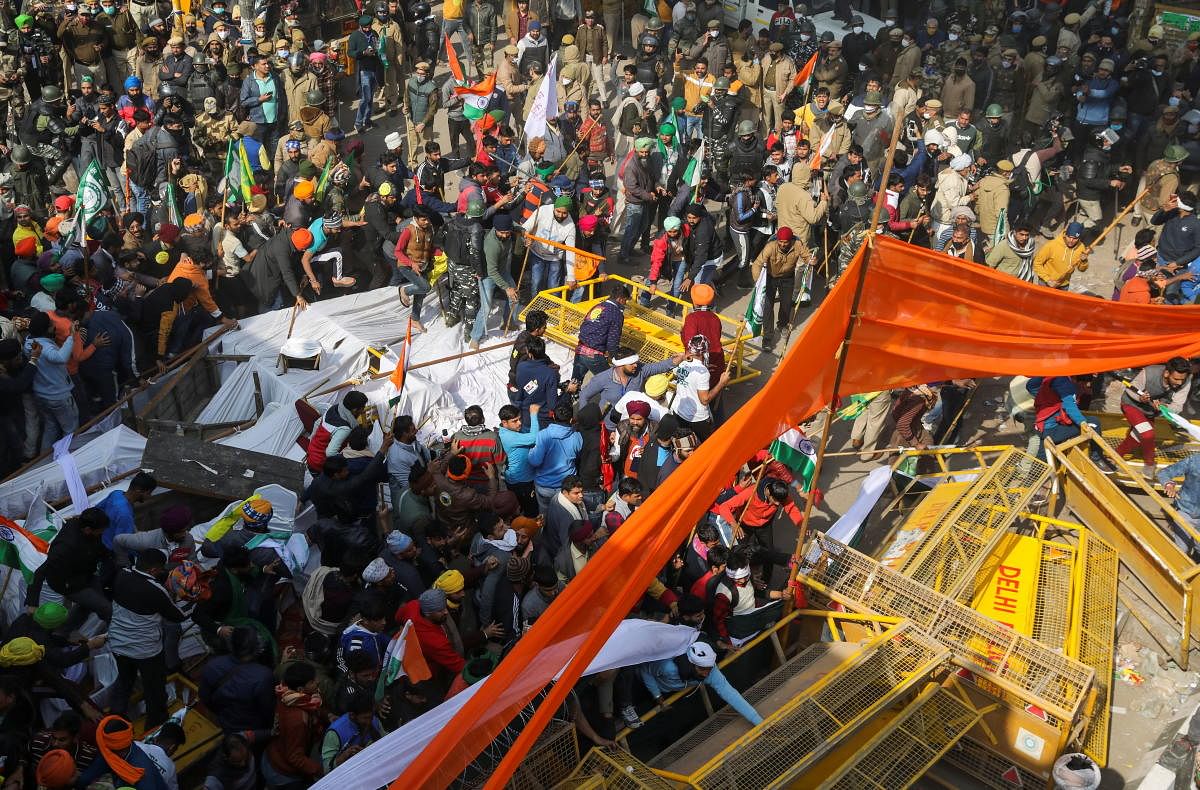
125, 128, 160, 190
441, 215, 473, 264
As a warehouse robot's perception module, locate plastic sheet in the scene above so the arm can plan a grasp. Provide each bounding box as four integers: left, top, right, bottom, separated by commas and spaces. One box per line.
396, 237, 1200, 790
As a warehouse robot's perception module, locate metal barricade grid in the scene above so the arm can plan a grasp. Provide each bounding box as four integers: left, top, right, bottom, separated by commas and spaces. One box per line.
798, 532, 1095, 724
556, 748, 678, 790
690, 624, 948, 790
821, 686, 989, 790
901, 449, 1050, 602
649, 642, 839, 769
508, 720, 581, 790
1074, 530, 1118, 766
1031, 540, 1076, 651
940, 735, 1046, 789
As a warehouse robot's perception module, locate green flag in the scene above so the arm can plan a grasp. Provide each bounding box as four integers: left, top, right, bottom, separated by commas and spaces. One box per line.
744, 265, 766, 337
222, 139, 238, 204
73, 160, 108, 246
315, 154, 334, 201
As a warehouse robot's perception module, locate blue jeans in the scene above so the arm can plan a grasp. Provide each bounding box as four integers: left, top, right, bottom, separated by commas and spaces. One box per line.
530, 253, 563, 296
471, 277, 513, 342
392, 266, 432, 320
695, 256, 721, 286
638, 258, 686, 313
442, 18, 471, 72
35, 396, 79, 453
130, 182, 150, 216
678, 114, 702, 140
356, 70, 377, 128
572, 351, 610, 382
620, 203, 651, 260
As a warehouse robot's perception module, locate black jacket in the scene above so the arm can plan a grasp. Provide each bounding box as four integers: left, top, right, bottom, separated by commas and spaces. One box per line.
27, 521, 107, 600
198, 654, 276, 733
303, 452, 388, 522
1151, 208, 1200, 265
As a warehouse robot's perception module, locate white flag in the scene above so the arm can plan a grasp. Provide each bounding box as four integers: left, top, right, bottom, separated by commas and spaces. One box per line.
524, 54, 558, 141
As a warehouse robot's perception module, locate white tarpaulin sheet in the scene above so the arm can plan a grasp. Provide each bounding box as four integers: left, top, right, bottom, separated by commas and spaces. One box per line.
0, 286, 569, 519
313, 619, 698, 790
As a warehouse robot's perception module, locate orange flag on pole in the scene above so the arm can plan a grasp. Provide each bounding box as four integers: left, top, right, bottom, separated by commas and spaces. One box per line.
388, 318, 412, 406
793, 51, 818, 88
445, 33, 465, 84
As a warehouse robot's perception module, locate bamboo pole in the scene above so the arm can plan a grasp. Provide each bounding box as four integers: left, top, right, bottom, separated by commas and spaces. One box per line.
285, 277, 310, 340
791, 109, 906, 567
906, 205, 926, 245
506, 243, 534, 333
1083, 186, 1150, 256
306, 340, 519, 400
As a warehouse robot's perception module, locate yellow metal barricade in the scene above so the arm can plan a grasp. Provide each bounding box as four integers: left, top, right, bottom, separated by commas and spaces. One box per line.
520, 274, 760, 384
555, 748, 679, 790
509, 720, 582, 790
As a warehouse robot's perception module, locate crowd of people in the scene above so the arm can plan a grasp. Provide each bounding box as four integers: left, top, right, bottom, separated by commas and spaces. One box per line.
0, 0, 1200, 785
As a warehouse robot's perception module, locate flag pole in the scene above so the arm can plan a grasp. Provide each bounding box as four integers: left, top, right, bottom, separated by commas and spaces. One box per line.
789, 109, 905, 583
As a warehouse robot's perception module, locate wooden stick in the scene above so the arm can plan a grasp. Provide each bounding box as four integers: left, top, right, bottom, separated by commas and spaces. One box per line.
792, 109, 905, 565
285, 277, 310, 340
506, 243, 534, 333
1083, 186, 1150, 256
906, 205, 926, 245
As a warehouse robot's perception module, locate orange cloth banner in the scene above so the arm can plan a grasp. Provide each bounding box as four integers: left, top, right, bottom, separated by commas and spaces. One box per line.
395, 237, 1200, 789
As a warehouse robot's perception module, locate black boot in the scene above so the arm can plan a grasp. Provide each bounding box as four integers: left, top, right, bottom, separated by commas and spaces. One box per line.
737, 267, 753, 288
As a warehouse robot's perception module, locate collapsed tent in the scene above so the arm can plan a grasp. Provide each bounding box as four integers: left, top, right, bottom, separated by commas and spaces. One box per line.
0, 289, 569, 519
393, 236, 1200, 789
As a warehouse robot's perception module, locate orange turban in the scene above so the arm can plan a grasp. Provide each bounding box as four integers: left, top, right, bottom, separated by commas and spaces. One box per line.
96, 716, 146, 785
36, 749, 76, 787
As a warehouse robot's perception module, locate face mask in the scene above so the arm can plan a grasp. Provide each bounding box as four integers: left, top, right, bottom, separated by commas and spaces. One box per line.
709, 30, 718, 38
948, 33, 958, 41
853, 26, 862, 34
102, 4, 114, 12
278, 49, 289, 58
858, 62, 867, 71
1111, 123, 1123, 131
902, 39, 913, 48
800, 34, 810, 42
1002, 60, 1014, 69
1170, 96, 1182, 107
884, 19, 894, 27
218, 29, 231, 38
1152, 69, 1163, 76
1012, 24, 1021, 32
417, 73, 429, 82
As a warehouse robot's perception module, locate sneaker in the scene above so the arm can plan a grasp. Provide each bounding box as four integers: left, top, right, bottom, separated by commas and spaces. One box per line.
1143, 464, 1158, 480
1091, 454, 1116, 474
619, 705, 643, 729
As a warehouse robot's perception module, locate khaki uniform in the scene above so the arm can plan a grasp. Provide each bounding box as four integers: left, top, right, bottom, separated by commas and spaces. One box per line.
0, 53, 26, 148
761, 51, 795, 134
576, 22, 608, 102
1136, 159, 1180, 223
282, 70, 318, 126
373, 18, 407, 106
973, 172, 1010, 239
776, 181, 827, 247
133, 49, 163, 98
734, 57, 762, 128
194, 110, 238, 170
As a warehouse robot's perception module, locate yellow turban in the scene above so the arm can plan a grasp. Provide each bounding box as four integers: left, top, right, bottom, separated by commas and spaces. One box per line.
434, 570, 465, 608
0, 637, 45, 667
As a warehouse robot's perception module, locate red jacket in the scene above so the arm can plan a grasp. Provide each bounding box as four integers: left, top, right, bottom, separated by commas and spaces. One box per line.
264, 703, 322, 779
396, 599, 466, 675
713, 477, 802, 529
681, 308, 726, 383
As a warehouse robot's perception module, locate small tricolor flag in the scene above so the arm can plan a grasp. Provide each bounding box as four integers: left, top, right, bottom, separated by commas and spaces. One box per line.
375, 621, 432, 701
0, 517, 49, 583
768, 428, 818, 491
388, 318, 413, 407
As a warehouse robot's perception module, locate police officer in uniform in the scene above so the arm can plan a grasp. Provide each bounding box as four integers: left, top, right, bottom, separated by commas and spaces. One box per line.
445, 199, 486, 336
729, 119, 763, 179
635, 33, 668, 109
0, 34, 26, 154
833, 180, 872, 283
699, 76, 740, 184
20, 85, 76, 184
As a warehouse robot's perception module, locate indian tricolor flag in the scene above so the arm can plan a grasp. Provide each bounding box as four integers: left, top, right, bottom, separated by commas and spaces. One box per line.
375, 621, 432, 700
769, 428, 818, 491
456, 73, 496, 121
0, 517, 48, 583
744, 266, 766, 337
1160, 404, 1200, 443
792, 51, 818, 89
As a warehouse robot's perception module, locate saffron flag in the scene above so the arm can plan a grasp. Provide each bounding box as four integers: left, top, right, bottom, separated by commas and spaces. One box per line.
388, 318, 413, 407
809, 126, 836, 170
744, 265, 766, 336
445, 33, 465, 85
376, 621, 432, 702
0, 517, 48, 583
793, 51, 818, 88
768, 428, 818, 491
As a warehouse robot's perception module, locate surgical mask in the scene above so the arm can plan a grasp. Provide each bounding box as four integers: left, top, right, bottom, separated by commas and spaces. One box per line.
852, 26, 862, 34
1152, 69, 1163, 77
218, 29, 231, 39
102, 4, 114, 12
278, 49, 289, 58
799, 34, 810, 42
709, 29, 717, 37
948, 33, 958, 41
858, 62, 866, 71
902, 39, 912, 48
1013, 24, 1022, 32
1110, 123, 1123, 131
416, 73, 429, 82
1002, 60, 1014, 69
1170, 96, 1182, 107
